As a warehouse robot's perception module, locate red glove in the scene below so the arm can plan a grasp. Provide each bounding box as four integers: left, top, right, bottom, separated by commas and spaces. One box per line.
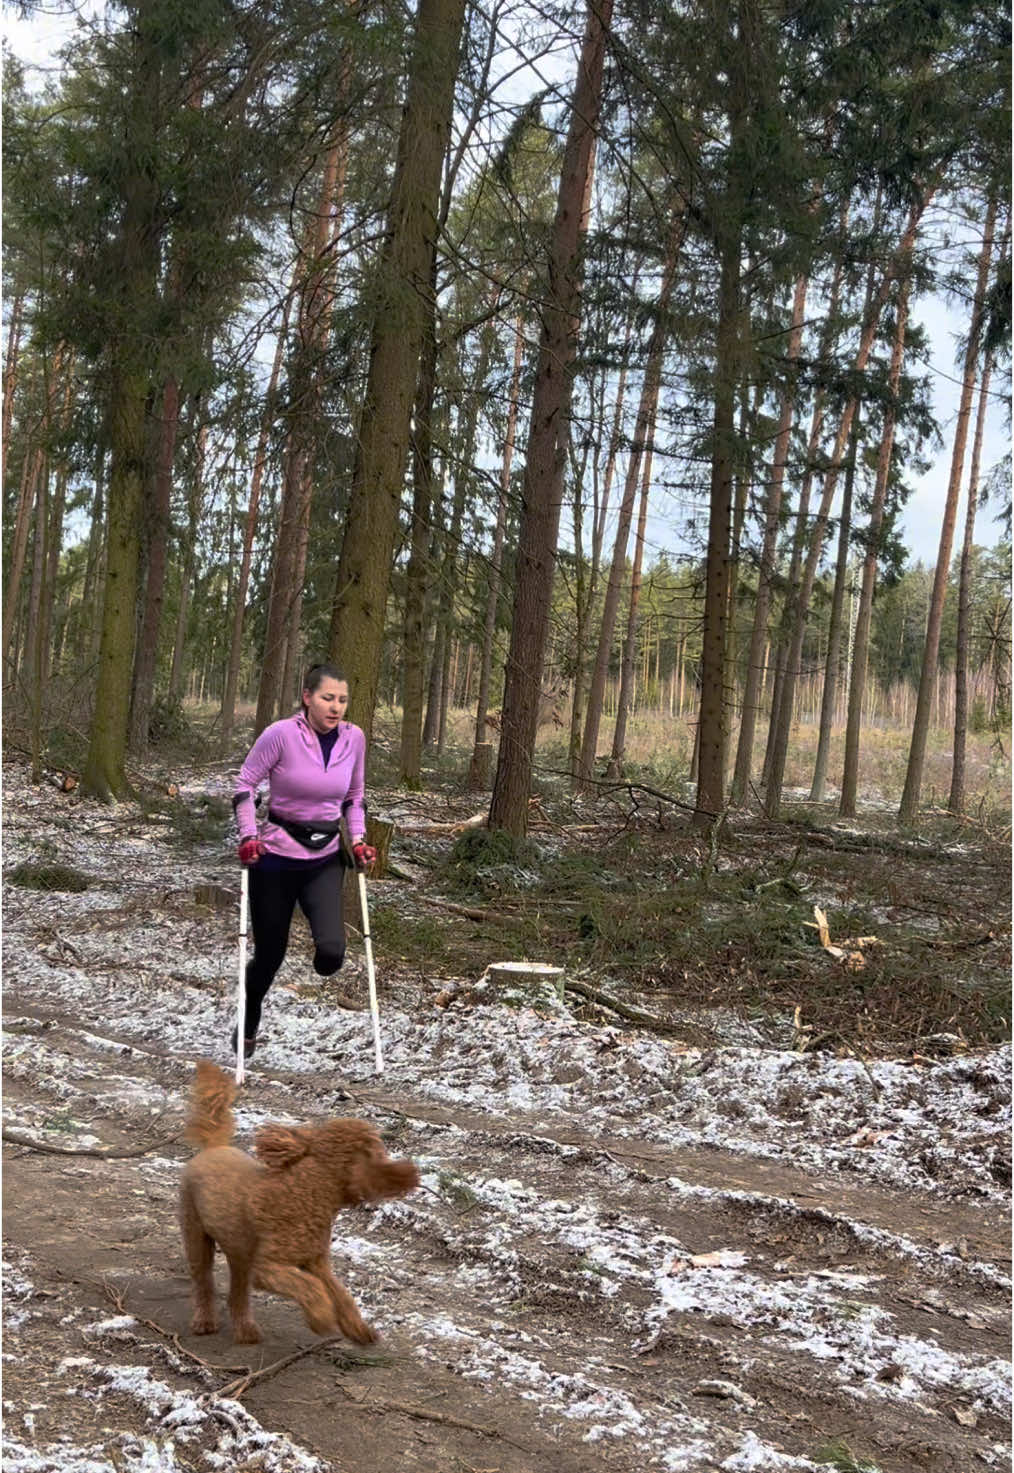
351, 841, 377, 872
238, 836, 266, 866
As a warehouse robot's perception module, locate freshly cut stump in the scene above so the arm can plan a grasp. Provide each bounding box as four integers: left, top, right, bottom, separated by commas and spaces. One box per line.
481, 961, 566, 1007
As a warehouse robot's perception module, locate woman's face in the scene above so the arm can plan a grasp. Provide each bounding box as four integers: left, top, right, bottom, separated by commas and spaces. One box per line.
303, 678, 349, 733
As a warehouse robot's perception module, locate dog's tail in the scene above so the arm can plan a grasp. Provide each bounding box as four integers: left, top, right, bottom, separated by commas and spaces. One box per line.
184, 1060, 236, 1151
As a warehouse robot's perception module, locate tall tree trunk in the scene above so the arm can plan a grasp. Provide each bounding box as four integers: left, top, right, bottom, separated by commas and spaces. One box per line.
129, 375, 179, 751
437, 613, 454, 750
422, 599, 445, 747
42, 411, 72, 684
568, 311, 635, 773
424, 443, 471, 747
730, 268, 809, 804
328, 0, 468, 744
488, 0, 613, 836
3, 447, 43, 676
255, 397, 315, 733
899, 196, 995, 824
42, 367, 77, 682
762, 212, 851, 791
567, 416, 594, 771
724, 375, 756, 779
4, 344, 66, 678
219, 280, 295, 751
467, 315, 523, 789
606, 415, 655, 777
280, 127, 352, 715
400, 9, 502, 781
278, 466, 312, 711
82, 10, 162, 802
2, 291, 24, 489
948, 352, 994, 814
765, 190, 931, 821
26, 465, 49, 781
258, 131, 350, 733
168, 423, 206, 705
83, 356, 151, 800
808, 408, 860, 801
77, 445, 107, 664
577, 215, 681, 789
695, 231, 741, 827
839, 274, 912, 818
398, 281, 440, 786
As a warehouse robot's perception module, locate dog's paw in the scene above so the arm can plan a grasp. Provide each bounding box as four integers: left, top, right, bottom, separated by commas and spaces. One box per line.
233, 1319, 263, 1345
344, 1316, 379, 1346
190, 1312, 219, 1336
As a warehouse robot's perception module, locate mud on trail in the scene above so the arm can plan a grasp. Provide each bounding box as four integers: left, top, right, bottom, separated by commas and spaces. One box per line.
2, 760, 1010, 1473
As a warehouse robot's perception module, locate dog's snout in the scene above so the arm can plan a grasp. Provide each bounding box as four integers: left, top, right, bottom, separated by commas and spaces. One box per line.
369, 1157, 420, 1201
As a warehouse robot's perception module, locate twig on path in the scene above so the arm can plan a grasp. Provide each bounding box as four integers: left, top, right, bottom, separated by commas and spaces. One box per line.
601, 1147, 668, 1182
563, 978, 680, 1034
2, 1125, 182, 1158
99, 1281, 250, 1377
335, 1383, 533, 1452
916, 928, 1000, 951
417, 895, 490, 922
752, 839, 806, 893
45, 928, 84, 961
216, 1337, 393, 1400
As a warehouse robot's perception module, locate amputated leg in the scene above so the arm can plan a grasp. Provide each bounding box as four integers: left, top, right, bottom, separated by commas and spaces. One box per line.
299, 860, 346, 976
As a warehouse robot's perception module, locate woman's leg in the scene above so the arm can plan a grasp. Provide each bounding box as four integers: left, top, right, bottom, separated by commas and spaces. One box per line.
245, 868, 299, 1034
298, 859, 346, 977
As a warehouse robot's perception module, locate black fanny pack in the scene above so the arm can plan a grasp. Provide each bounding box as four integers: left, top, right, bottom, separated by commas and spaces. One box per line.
267, 809, 343, 852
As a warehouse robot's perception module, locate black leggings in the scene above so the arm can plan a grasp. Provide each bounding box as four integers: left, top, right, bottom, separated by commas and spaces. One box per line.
244, 858, 345, 1036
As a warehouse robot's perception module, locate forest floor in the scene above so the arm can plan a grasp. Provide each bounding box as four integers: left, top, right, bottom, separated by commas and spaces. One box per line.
2, 741, 1011, 1473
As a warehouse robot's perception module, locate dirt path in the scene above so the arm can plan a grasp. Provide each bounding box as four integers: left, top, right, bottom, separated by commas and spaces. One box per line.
4, 1008, 1010, 1473
3, 763, 1010, 1473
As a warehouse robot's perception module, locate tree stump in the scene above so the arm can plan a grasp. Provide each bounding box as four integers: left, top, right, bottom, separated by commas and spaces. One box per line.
477, 961, 566, 1008
467, 741, 493, 789
366, 816, 394, 876
343, 816, 395, 921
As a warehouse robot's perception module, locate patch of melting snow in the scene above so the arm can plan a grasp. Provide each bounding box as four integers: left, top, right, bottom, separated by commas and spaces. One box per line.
5, 807, 1009, 1210
407, 1309, 825, 1469
3, 1436, 182, 1472
82, 1315, 141, 1345
2, 1253, 335, 1473
341, 1159, 1010, 1438
3, 762, 1011, 1471
718, 1431, 824, 1470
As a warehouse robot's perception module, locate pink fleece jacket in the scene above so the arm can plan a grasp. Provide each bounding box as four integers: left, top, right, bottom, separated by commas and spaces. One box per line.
233, 713, 367, 861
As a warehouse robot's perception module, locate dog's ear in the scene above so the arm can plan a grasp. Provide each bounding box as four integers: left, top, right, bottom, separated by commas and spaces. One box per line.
254, 1124, 311, 1169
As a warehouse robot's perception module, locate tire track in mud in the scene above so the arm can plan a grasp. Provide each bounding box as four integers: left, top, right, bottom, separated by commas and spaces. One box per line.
3, 1013, 1010, 1473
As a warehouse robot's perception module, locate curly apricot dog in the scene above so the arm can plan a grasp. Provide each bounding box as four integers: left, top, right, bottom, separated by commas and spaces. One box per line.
179, 1060, 419, 1344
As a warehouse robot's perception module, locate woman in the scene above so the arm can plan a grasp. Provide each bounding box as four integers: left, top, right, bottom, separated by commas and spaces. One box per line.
231, 663, 377, 1058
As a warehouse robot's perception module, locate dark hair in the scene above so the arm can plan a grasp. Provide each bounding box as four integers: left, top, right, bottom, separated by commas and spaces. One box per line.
301, 663, 347, 705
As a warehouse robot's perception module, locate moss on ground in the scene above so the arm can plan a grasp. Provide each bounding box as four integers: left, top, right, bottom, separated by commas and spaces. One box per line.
8, 860, 90, 892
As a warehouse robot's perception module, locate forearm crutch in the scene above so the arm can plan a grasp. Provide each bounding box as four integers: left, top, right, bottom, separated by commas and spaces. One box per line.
235, 865, 249, 1085
357, 869, 384, 1073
